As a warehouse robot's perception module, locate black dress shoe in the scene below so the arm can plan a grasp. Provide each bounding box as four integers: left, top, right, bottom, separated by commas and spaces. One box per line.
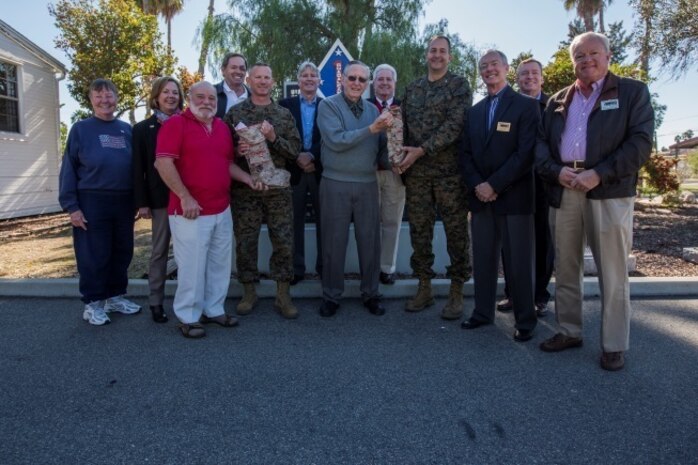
319, 300, 339, 317
513, 329, 534, 342
460, 317, 491, 330
150, 305, 168, 323
290, 274, 304, 285
363, 297, 385, 316
379, 272, 395, 285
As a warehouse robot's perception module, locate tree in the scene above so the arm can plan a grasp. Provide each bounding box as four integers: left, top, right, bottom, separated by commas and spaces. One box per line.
195, 0, 216, 76
630, 0, 698, 77
201, 0, 471, 98
561, 0, 602, 32
136, 0, 185, 61
50, 0, 172, 122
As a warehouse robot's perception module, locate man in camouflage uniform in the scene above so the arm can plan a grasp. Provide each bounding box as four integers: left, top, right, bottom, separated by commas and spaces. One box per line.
399, 35, 472, 320
224, 63, 302, 319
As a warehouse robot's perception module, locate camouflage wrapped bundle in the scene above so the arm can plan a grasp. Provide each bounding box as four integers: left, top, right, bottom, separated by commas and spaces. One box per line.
387, 106, 404, 165
235, 123, 291, 188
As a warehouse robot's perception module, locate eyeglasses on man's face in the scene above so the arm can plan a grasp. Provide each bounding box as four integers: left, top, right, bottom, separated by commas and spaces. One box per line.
347, 75, 368, 83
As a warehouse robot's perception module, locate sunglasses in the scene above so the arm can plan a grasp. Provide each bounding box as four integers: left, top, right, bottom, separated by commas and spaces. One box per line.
347, 75, 368, 83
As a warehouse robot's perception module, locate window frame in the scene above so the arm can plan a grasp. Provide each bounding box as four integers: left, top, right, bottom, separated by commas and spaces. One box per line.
0, 58, 22, 135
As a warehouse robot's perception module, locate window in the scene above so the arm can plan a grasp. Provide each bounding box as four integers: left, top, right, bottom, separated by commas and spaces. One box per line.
0, 61, 20, 133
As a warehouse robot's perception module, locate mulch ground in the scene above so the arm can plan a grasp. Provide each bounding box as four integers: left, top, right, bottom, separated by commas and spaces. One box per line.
1, 203, 696, 278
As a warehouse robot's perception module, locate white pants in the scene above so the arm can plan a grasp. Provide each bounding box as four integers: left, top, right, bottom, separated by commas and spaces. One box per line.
169, 207, 233, 324
377, 170, 406, 274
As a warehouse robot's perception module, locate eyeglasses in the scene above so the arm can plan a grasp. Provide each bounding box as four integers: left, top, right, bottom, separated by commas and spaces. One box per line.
347, 75, 368, 83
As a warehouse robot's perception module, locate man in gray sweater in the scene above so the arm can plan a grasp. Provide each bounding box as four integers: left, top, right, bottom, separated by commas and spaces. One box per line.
316, 60, 393, 317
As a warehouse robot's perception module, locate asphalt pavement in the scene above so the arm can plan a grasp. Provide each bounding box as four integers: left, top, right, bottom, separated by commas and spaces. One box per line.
1, 296, 697, 465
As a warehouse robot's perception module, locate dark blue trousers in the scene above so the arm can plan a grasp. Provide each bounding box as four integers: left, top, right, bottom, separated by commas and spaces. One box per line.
73, 191, 134, 303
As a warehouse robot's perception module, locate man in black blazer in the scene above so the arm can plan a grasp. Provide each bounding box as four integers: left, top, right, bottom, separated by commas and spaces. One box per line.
496, 58, 554, 317
459, 49, 540, 342
278, 61, 323, 284
368, 63, 404, 286
214, 52, 249, 119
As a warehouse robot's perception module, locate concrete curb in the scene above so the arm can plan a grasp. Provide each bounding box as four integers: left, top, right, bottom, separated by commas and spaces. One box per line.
1, 277, 696, 299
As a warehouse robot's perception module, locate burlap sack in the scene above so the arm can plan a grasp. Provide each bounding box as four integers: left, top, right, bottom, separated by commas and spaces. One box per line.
235, 123, 291, 188
386, 106, 404, 165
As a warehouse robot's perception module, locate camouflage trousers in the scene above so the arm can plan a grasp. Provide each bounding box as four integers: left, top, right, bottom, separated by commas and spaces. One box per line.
404, 174, 471, 281
231, 186, 294, 283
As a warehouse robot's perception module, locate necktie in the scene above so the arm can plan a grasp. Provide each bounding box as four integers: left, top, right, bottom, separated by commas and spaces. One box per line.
381, 100, 388, 112
488, 96, 499, 130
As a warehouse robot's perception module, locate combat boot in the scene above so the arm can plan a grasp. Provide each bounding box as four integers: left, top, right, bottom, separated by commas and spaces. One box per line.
237, 283, 258, 315
441, 279, 464, 320
405, 279, 434, 312
274, 281, 298, 319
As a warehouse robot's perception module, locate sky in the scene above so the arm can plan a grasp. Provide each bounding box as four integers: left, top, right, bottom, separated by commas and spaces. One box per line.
3, 0, 696, 149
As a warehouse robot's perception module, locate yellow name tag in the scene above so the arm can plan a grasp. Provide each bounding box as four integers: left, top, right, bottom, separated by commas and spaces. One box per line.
496, 122, 511, 132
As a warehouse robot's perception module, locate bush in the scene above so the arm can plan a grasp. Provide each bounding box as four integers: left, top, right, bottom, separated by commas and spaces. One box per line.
641, 153, 680, 201
687, 150, 698, 177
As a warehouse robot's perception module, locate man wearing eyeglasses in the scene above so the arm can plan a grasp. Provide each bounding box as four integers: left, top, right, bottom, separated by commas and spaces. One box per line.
400, 35, 473, 320
316, 60, 393, 318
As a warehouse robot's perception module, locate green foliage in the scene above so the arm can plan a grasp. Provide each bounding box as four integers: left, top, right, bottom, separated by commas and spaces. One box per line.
686, 150, 698, 176
630, 0, 698, 77
203, 1, 479, 98
49, 0, 173, 118
59, 122, 68, 156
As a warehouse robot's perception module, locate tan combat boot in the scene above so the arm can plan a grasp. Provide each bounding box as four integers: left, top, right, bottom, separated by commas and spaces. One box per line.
405, 279, 434, 312
274, 281, 298, 319
441, 279, 464, 320
236, 283, 258, 315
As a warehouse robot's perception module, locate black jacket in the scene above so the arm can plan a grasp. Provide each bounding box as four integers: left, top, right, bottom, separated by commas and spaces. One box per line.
535, 72, 654, 207
278, 95, 323, 185
132, 114, 169, 209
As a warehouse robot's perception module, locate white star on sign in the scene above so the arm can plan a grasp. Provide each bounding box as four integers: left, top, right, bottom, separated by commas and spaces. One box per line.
334, 48, 342, 56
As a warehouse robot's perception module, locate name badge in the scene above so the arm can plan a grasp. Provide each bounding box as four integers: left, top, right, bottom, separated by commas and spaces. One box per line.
601, 99, 619, 111
496, 122, 511, 132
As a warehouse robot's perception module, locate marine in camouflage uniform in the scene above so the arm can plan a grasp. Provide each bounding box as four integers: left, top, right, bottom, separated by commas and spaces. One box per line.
223, 63, 301, 318
400, 35, 472, 319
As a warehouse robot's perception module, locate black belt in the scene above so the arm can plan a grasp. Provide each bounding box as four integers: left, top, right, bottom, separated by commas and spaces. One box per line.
562, 160, 585, 170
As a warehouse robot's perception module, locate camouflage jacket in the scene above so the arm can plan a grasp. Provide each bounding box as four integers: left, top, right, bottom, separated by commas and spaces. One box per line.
401, 71, 472, 178
223, 99, 301, 173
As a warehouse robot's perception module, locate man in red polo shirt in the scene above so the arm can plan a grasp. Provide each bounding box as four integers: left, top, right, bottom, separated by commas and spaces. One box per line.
155, 81, 261, 338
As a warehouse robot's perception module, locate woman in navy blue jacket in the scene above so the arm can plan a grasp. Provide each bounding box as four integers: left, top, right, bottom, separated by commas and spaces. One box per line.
59, 79, 141, 325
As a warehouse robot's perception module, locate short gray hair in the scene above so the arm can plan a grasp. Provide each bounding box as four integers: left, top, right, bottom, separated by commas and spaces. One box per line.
343, 60, 371, 78
373, 63, 397, 82
88, 78, 118, 98
479, 49, 508, 68
297, 61, 319, 79
569, 32, 610, 60
187, 80, 215, 97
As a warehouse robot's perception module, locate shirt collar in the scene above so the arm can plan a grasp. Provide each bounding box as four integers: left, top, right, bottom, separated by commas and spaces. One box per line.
223, 81, 248, 97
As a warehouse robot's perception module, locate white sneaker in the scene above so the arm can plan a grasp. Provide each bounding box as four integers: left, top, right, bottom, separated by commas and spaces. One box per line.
83, 300, 110, 325
105, 295, 141, 315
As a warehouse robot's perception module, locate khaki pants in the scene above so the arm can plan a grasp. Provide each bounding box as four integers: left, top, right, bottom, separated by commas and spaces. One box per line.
377, 170, 405, 274
550, 189, 634, 351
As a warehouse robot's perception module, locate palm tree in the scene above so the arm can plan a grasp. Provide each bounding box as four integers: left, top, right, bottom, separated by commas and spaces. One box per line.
561, 0, 602, 32
136, 0, 185, 59
197, 0, 215, 76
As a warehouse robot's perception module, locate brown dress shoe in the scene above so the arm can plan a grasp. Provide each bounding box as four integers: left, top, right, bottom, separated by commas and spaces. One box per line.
600, 351, 625, 371
496, 298, 513, 312
539, 333, 583, 352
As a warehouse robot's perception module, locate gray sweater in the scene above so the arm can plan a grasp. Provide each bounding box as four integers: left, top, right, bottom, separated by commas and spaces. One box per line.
317, 93, 388, 183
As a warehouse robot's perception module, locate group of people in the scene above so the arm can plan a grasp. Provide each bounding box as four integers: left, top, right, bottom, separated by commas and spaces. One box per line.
58, 31, 654, 371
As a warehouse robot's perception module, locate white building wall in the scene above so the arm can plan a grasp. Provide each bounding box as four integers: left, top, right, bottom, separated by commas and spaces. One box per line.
0, 33, 62, 219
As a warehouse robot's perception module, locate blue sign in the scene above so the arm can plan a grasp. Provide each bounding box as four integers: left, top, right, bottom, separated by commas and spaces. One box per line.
317, 39, 354, 98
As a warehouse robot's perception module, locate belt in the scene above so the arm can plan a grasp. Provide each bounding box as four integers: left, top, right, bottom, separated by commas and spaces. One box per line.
562, 160, 585, 170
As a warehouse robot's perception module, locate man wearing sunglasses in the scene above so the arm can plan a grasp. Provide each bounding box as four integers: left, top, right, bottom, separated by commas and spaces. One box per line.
316, 60, 393, 318
400, 35, 473, 320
